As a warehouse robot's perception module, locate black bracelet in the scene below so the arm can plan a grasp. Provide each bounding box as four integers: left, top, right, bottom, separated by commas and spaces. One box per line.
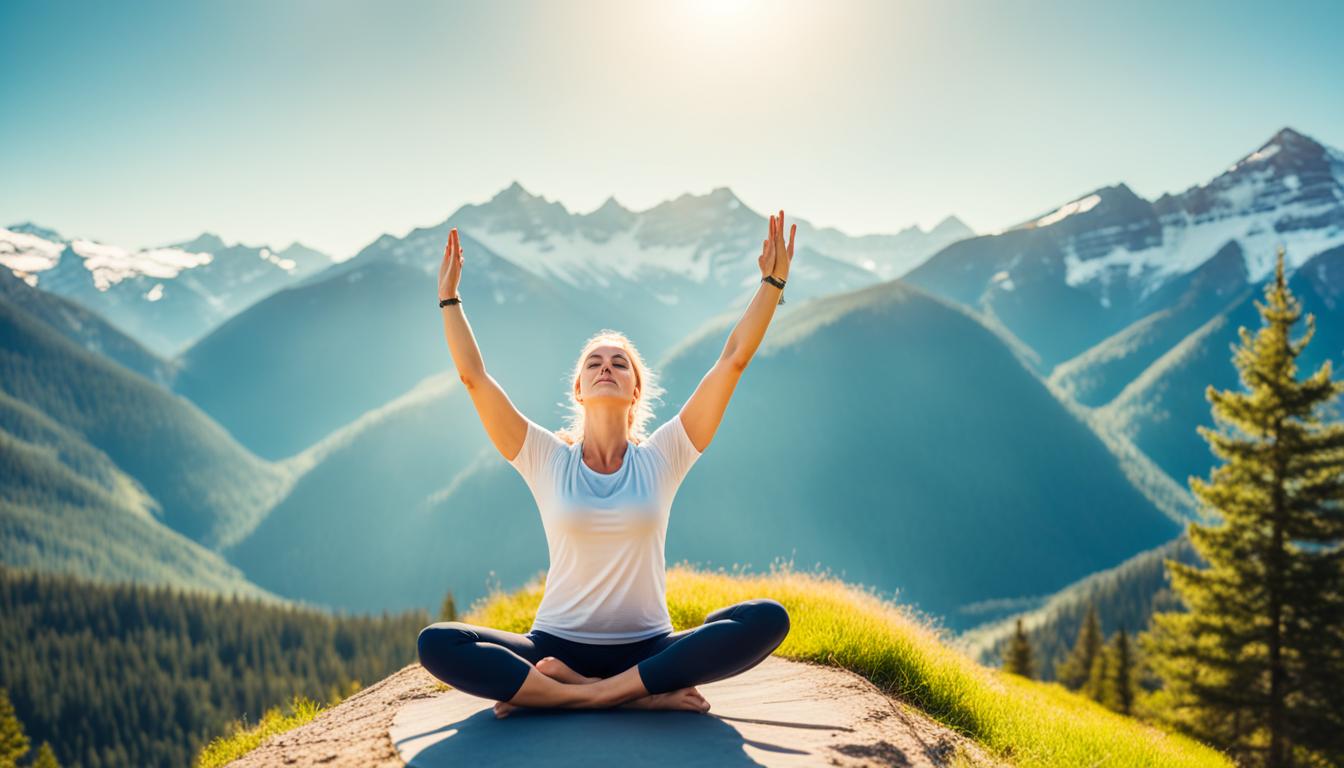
762, 275, 786, 305
439, 297, 462, 307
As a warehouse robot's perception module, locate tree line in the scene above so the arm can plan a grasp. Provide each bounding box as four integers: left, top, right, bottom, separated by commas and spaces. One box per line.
0, 565, 429, 768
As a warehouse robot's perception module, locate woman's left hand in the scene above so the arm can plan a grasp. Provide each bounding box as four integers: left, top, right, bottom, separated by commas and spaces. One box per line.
758, 209, 796, 282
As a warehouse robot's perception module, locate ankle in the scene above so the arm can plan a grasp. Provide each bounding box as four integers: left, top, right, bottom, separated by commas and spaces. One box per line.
587, 676, 638, 709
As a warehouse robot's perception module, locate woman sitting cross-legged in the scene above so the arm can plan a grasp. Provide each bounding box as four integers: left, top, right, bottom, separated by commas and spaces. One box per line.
419, 210, 797, 717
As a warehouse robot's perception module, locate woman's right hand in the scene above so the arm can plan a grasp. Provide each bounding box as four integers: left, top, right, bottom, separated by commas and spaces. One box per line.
438, 228, 464, 300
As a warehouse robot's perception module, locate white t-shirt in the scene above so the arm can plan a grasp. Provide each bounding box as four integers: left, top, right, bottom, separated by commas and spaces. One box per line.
507, 413, 703, 644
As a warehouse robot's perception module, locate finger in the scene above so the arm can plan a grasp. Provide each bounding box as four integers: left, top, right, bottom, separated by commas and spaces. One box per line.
788, 223, 796, 256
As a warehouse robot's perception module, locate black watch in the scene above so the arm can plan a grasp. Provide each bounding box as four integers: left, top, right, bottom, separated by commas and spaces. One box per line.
439, 296, 462, 307
762, 275, 786, 305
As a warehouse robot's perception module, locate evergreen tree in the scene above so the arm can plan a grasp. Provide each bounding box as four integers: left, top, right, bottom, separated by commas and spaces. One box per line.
30, 742, 59, 768
1104, 627, 1136, 716
0, 688, 29, 767
1003, 617, 1035, 678
1084, 639, 1111, 703
1054, 602, 1103, 690
1140, 248, 1344, 768
439, 589, 458, 622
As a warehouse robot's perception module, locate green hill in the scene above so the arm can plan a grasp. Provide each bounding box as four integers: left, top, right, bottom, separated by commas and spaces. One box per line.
0, 388, 269, 597
0, 286, 291, 549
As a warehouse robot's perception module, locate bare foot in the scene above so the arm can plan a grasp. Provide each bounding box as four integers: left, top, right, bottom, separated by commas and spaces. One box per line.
492, 657, 710, 717
493, 657, 599, 719
620, 686, 711, 714
536, 656, 601, 684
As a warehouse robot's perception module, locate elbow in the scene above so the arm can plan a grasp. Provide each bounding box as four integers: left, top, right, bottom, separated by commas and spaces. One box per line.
458, 370, 480, 389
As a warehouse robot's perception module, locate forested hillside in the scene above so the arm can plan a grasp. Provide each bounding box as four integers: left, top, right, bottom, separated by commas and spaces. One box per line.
0, 565, 429, 768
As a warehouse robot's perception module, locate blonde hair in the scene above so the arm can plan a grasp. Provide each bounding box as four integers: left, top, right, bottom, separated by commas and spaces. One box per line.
553, 329, 666, 447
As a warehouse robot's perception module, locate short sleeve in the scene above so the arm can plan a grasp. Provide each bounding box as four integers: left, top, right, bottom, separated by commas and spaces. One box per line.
643, 412, 703, 487
507, 417, 566, 485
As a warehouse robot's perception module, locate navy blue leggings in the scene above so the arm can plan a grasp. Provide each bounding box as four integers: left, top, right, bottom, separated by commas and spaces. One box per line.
417, 598, 790, 702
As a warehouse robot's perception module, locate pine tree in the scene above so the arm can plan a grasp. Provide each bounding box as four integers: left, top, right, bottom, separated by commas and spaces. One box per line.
1003, 617, 1035, 678
1104, 627, 1136, 715
1054, 602, 1103, 690
31, 742, 59, 768
1140, 247, 1344, 768
0, 688, 29, 767
1084, 638, 1111, 703
439, 590, 457, 622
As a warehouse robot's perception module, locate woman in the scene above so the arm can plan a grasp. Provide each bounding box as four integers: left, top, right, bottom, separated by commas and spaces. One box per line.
418, 209, 798, 718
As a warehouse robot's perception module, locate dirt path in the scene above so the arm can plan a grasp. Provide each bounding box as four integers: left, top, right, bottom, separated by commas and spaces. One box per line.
226, 656, 1010, 767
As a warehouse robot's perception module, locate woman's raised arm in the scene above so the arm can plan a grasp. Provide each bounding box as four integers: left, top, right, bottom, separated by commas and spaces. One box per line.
438, 227, 529, 461
678, 210, 796, 453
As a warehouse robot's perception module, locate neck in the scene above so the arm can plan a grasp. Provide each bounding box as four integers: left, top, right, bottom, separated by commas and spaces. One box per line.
582, 407, 630, 464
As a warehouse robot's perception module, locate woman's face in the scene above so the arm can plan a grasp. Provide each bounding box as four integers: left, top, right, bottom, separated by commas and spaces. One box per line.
578, 344, 638, 406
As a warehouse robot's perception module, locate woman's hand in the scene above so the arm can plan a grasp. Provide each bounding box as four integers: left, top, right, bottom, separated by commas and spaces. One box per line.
757, 209, 796, 282
438, 228, 464, 300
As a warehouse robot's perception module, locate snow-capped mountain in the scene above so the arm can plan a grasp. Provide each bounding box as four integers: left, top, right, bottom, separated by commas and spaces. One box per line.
1034, 126, 1344, 301
325, 182, 969, 310
902, 127, 1344, 373
178, 183, 969, 459
0, 224, 333, 356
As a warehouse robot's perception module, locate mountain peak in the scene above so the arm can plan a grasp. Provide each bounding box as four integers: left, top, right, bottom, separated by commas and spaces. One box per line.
173, 232, 228, 252
707, 186, 742, 205
929, 215, 974, 239
1268, 126, 1312, 147
1233, 126, 1325, 169
594, 194, 629, 213
493, 180, 536, 202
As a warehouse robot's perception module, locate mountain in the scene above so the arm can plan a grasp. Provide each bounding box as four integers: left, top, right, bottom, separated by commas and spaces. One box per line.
1095, 243, 1344, 488
0, 274, 293, 549
0, 266, 174, 387
0, 277, 273, 595
0, 223, 334, 356
1047, 240, 1250, 407
901, 127, 1344, 375
0, 391, 273, 598
174, 183, 945, 460
223, 278, 1181, 630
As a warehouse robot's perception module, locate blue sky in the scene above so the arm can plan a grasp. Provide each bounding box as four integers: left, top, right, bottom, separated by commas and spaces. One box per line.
3, 0, 1342, 260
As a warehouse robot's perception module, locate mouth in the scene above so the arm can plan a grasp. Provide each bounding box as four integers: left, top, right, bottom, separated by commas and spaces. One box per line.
597, 378, 615, 385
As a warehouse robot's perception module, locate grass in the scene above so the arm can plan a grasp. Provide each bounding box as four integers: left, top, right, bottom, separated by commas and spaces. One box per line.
205, 561, 1234, 768
471, 561, 1235, 768
193, 680, 362, 768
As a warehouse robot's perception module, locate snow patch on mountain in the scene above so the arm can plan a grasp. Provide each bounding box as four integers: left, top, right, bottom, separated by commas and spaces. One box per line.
70, 239, 214, 290
1037, 194, 1102, 227
0, 228, 65, 280
463, 226, 711, 287
1064, 203, 1344, 300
